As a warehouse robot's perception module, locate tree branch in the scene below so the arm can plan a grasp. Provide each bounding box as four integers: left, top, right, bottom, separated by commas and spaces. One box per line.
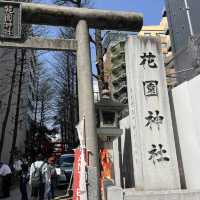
89, 34, 96, 45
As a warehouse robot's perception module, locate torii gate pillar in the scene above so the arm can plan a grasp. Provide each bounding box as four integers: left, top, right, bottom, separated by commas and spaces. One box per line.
76, 20, 99, 167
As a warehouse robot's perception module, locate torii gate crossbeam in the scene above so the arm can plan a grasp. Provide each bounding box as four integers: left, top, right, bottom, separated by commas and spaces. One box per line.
21, 2, 143, 31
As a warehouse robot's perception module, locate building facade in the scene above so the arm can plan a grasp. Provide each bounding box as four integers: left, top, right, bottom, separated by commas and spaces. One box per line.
103, 32, 128, 106
139, 11, 176, 88
103, 11, 176, 103
165, 0, 200, 84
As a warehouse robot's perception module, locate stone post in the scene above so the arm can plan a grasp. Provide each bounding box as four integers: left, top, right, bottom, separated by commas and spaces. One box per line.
125, 36, 181, 190
76, 20, 99, 168
76, 20, 99, 199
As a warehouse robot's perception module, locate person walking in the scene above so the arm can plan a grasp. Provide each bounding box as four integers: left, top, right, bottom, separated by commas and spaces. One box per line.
47, 157, 57, 200
29, 154, 48, 200
0, 161, 12, 198
19, 163, 29, 200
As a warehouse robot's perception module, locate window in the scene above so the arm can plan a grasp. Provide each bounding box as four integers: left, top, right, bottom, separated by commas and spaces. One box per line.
102, 111, 116, 126
144, 33, 151, 36
161, 43, 167, 49
156, 33, 164, 37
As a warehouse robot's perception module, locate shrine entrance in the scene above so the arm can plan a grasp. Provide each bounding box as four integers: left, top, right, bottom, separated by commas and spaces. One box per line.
0, 0, 142, 167
0, 1, 143, 198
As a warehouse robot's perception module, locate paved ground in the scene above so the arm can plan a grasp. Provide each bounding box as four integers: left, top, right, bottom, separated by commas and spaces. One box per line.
1, 184, 69, 200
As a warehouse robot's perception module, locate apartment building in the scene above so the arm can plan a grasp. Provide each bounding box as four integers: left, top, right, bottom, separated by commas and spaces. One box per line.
102, 10, 176, 105
139, 10, 176, 87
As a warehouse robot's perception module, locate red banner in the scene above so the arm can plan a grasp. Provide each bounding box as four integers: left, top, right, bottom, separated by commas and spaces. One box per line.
73, 149, 81, 200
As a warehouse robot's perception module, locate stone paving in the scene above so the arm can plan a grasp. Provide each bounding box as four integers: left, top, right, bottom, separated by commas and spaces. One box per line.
2, 185, 28, 200
1, 185, 69, 200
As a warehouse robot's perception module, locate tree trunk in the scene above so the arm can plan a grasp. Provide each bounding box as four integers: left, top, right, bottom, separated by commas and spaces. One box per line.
40, 98, 45, 127
34, 75, 39, 123
9, 49, 26, 164
0, 49, 18, 159
63, 110, 67, 143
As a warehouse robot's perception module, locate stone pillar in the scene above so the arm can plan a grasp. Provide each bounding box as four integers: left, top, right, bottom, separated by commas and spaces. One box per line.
76, 20, 99, 167
125, 36, 180, 190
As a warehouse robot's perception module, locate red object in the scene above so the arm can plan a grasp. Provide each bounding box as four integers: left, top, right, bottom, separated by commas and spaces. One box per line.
73, 149, 81, 200
99, 149, 112, 192
72, 148, 89, 200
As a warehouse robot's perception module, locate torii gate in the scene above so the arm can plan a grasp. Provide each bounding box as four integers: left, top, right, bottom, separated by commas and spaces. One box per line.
0, 1, 143, 168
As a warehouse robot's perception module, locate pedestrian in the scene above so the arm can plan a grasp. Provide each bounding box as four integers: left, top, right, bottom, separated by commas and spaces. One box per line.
19, 163, 29, 200
29, 154, 48, 200
47, 157, 57, 200
0, 161, 12, 198
13, 156, 23, 177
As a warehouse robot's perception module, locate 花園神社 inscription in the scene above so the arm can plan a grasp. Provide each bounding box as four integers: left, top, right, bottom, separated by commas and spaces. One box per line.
0, 1, 21, 39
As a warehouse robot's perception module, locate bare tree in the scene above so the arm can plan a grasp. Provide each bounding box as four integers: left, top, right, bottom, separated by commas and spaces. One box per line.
9, 49, 26, 164
0, 49, 18, 159
0, 17, 48, 161
38, 77, 53, 128
53, 50, 78, 148
51, 0, 93, 149
51, 0, 109, 150
95, 29, 107, 96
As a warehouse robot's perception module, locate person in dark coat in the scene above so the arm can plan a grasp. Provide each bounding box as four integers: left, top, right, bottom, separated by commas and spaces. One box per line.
0, 161, 12, 198
20, 163, 29, 200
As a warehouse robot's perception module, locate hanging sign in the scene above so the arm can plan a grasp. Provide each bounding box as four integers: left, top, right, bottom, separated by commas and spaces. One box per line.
0, 1, 21, 39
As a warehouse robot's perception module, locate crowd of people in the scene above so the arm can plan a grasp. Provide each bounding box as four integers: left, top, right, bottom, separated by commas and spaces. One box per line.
0, 154, 57, 200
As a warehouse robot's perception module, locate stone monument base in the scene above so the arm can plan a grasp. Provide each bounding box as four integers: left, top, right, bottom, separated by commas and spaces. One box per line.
125, 189, 200, 200
107, 186, 200, 200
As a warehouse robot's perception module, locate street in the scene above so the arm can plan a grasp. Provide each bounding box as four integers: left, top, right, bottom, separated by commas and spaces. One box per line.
5, 184, 70, 200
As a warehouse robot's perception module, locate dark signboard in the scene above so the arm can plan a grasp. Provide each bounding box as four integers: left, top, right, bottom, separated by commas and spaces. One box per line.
0, 1, 21, 39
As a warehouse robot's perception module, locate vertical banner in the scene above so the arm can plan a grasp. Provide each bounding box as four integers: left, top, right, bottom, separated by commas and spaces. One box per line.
125, 36, 180, 190
73, 118, 87, 200
73, 149, 81, 200
73, 148, 87, 200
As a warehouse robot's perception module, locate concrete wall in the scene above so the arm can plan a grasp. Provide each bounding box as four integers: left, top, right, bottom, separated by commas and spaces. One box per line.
125, 190, 200, 200
172, 74, 200, 190
107, 186, 200, 200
